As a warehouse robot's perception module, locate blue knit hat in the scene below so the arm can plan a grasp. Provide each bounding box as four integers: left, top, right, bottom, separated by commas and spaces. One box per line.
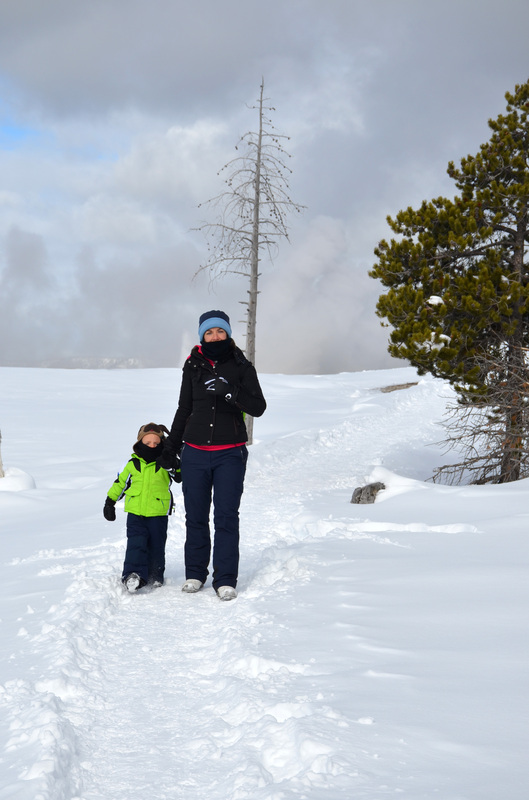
198, 310, 232, 342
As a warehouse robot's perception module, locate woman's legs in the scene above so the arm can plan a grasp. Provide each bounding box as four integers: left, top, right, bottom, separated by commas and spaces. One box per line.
181, 446, 213, 584
181, 445, 248, 589
211, 447, 247, 589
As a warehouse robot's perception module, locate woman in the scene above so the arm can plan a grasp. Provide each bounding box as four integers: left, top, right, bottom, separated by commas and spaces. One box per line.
161, 310, 266, 600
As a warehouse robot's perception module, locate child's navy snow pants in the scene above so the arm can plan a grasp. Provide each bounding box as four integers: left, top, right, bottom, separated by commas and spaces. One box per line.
180, 444, 248, 590
122, 513, 168, 585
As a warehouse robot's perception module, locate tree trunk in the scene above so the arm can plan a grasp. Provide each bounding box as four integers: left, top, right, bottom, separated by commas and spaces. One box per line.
499, 215, 528, 482
246, 80, 262, 367
500, 359, 524, 483
244, 80, 264, 445
195, 79, 303, 446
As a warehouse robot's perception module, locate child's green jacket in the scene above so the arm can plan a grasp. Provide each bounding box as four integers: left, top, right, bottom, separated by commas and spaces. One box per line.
107, 454, 173, 517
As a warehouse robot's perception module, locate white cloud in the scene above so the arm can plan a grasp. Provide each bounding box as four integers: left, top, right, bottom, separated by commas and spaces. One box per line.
1, 0, 529, 369
74, 194, 158, 245
0, 189, 21, 207
113, 120, 232, 205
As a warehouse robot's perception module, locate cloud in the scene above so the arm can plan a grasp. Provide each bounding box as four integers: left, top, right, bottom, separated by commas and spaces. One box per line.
74, 195, 159, 245
0, 0, 529, 371
2, 226, 52, 292
0, 190, 22, 208
0, 226, 60, 365
112, 121, 233, 208
257, 215, 397, 373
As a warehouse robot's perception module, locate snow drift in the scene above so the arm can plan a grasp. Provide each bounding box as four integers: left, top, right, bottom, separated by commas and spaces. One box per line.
0, 366, 527, 800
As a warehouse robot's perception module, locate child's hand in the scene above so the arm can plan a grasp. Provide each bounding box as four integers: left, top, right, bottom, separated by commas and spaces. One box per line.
103, 498, 116, 521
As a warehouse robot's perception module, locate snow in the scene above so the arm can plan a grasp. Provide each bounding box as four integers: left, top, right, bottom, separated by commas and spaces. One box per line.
0, 365, 527, 800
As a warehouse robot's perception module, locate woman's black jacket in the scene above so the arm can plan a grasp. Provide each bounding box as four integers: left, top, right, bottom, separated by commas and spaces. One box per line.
161, 344, 266, 464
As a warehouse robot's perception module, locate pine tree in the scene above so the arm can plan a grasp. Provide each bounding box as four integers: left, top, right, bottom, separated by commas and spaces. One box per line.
370, 80, 529, 483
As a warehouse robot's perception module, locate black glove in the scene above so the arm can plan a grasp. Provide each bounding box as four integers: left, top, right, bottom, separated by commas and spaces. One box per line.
156, 450, 181, 479
103, 497, 116, 521
169, 454, 182, 484
156, 449, 176, 471
205, 376, 239, 404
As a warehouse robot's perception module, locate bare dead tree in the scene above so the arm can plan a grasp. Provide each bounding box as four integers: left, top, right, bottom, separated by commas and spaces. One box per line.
194, 79, 304, 442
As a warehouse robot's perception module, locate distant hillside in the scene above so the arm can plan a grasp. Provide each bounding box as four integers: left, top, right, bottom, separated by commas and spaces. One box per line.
40, 357, 145, 369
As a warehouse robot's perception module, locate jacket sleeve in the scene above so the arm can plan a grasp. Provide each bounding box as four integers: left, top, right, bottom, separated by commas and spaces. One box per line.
107, 461, 133, 502
163, 362, 193, 459
233, 363, 266, 418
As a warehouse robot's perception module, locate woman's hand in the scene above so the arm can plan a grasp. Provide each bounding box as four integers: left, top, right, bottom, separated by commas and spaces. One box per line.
204, 376, 239, 404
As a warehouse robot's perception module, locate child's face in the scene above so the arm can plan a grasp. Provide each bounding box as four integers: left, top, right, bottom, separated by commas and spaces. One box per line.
142, 433, 162, 448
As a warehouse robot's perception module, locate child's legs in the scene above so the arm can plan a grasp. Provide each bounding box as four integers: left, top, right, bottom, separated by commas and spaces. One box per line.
123, 513, 149, 583
147, 516, 168, 584
211, 446, 248, 590
181, 445, 213, 583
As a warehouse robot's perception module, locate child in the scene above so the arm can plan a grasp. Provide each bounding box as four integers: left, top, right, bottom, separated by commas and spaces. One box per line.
103, 423, 174, 593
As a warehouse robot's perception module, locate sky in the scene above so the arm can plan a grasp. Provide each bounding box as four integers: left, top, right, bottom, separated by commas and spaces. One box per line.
1, 365, 527, 797
1, 0, 529, 373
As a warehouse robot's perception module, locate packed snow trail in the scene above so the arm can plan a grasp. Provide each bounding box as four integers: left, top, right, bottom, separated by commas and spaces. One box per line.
1, 368, 527, 799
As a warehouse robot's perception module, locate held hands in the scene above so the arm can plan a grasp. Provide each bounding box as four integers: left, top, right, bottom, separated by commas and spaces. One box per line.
169, 454, 182, 484
103, 497, 116, 521
155, 452, 182, 482
204, 376, 238, 404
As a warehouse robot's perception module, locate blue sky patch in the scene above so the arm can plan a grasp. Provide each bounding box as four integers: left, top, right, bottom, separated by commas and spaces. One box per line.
0, 120, 43, 149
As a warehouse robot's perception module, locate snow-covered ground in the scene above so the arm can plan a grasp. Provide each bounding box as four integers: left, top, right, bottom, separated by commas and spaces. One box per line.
0, 366, 527, 800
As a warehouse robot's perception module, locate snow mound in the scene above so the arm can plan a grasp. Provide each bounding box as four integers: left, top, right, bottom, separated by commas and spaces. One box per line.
0, 467, 36, 491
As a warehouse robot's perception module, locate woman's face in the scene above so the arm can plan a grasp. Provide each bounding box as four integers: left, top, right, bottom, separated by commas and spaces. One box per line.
203, 327, 228, 342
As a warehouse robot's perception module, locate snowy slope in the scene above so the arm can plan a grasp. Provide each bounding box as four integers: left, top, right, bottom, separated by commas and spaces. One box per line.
0, 366, 527, 800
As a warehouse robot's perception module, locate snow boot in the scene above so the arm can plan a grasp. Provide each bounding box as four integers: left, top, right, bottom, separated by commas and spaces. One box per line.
216, 586, 237, 601
123, 573, 142, 593
181, 579, 204, 593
